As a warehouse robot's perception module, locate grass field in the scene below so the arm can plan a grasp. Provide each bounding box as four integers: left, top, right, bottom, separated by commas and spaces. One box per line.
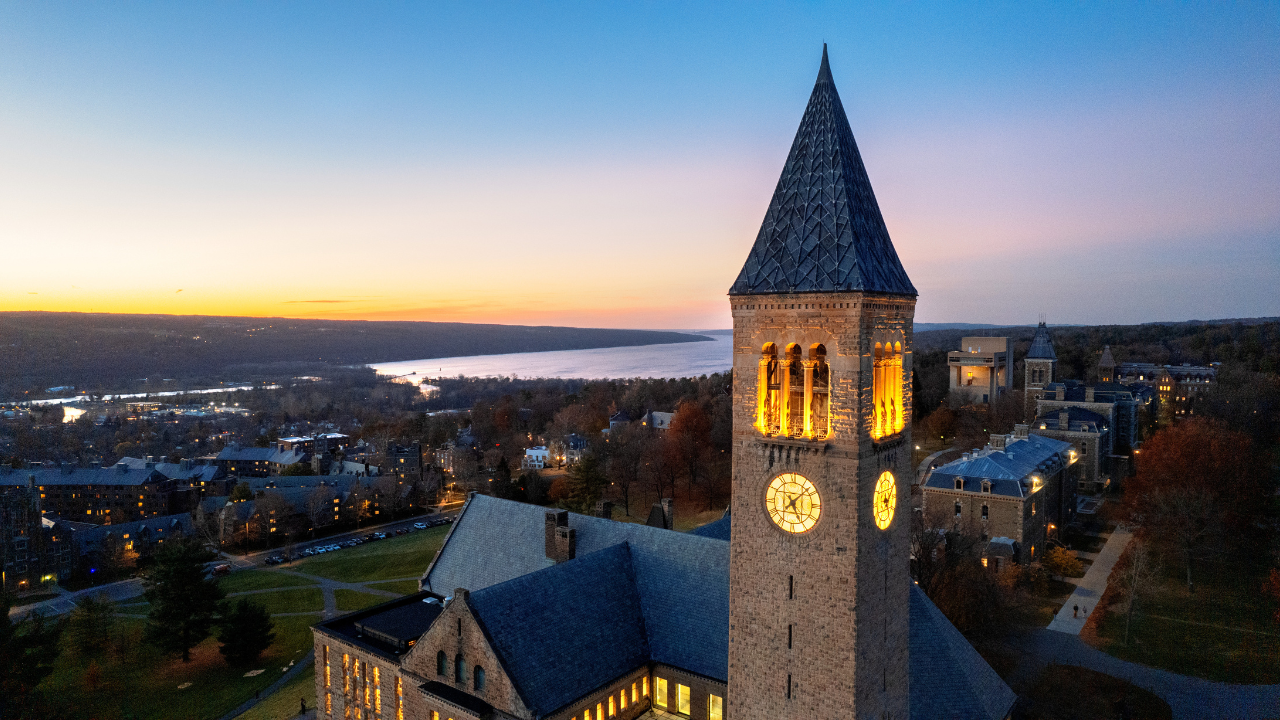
293, 526, 449, 582
366, 579, 422, 595
40, 614, 319, 720
249, 588, 326, 615
235, 665, 317, 720
1092, 554, 1280, 684
334, 589, 396, 612
1018, 664, 1171, 719
220, 569, 319, 594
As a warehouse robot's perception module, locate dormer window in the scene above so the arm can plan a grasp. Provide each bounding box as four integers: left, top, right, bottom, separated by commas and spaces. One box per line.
954, 478, 963, 491
981, 481, 991, 494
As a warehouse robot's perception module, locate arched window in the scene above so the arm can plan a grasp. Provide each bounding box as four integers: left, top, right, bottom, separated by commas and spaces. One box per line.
872, 341, 905, 439
436, 650, 446, 676
455, 654, 467, 684
757, 343, 779, 434
785, 344, 804, 435
807, 344, 830, 439
473, 666, 486, 692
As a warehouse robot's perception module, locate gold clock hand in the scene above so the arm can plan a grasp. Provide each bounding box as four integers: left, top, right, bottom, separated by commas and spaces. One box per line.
785, 494, 799, 512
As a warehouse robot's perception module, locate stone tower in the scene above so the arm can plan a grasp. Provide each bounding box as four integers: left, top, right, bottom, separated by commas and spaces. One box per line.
1098, 345, 1116, 383
727, 46, 915, 720
1024, 321, 1057, 418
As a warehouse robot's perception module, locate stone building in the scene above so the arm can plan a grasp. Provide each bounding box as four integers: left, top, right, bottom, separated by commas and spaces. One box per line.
0, 481, 76, 592
310, 46, 1015, 720
0, 463, 176, 524
922, 426, 1077, 563
1023, 322, 1058, 417
947, 337, 1012, 404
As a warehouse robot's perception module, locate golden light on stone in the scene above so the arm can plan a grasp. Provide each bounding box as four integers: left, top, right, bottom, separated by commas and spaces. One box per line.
873, 470, 896, 530
765, 473, 821, 533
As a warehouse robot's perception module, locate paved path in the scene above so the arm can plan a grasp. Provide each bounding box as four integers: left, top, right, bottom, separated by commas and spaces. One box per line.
271, 568, 402, 619
7, 577, 144, 619
1008, 629, 1280, 720
1047, 527, 1132, 634
916, 446, 956, 484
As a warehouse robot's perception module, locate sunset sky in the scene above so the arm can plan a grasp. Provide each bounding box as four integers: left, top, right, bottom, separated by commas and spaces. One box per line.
2, 3, 1277, 329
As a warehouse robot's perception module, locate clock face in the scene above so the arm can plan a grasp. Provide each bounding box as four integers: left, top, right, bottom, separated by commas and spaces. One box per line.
765, 473, 821, 533
873, 470, 897, 530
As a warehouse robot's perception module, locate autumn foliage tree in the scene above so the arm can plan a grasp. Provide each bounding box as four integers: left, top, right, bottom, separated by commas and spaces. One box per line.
1122, 418, 1269, 591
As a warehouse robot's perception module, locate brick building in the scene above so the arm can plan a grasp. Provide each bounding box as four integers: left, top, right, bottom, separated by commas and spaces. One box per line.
0, 463, 176, 524
1, 481, 76, 592
310, 46, 1014, 720
216, 444, 310, 477
922, 427, 1077, 563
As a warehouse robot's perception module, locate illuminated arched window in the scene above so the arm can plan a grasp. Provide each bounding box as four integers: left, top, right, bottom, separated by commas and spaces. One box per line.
756, 344, 780, 434
785, 344, 804, 435
872, 341, 905, 440
807, 344, 830, 439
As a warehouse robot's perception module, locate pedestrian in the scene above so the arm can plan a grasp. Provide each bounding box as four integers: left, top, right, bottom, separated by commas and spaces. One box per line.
301, 698, 307, 715
1073, 604, 1079, 618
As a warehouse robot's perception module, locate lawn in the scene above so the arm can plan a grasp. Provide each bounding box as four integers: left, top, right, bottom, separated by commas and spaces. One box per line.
249, 588, 326, 615
235, 665, 317, 720
366, 579, 421, 595
1091, 554, 1280, 684
293, 526, 449, 582
1018, 664, 1170, 719
39, 613, 320, 720
334, 589, 396, 612
220, 569, 318, 594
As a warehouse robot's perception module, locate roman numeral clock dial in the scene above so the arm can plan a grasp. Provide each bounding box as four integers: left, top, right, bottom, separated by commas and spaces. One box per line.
765, 473, 821, 533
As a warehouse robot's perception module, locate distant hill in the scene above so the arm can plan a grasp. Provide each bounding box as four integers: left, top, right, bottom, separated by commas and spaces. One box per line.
0, 312, 711, 397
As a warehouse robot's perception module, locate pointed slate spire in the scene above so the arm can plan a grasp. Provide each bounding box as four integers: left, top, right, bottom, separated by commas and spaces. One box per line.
1026, 322, 1057, 360
729, 46, 916, 297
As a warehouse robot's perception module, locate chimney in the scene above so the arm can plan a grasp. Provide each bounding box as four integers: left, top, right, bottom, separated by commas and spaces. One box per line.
1055, 387, 1065, 400
1085, 386, 1095, 402
1013, 423, 1029, 439
595, 500, 614, 520
145, 460, 156, 470
1058, 410, 1070, 430
180, 459, 192, 471
554, 525, 576, 562
989, 434, 1006, 450
661, 498, 674, 529
90, 460, 101, 470
116, 462, 128, 474
146, 455, 155, 464
60, 461, 72, 474
545, 510, 569, 561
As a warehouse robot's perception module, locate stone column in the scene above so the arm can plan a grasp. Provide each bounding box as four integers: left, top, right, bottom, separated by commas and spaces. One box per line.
779, 359, 793, 436
802, 360, 816, 438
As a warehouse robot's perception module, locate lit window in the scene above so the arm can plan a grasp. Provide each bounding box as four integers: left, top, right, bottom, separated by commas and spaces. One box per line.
343, 654, 350, 695
655, 678, 667, 708
374, 666, 381, 714
631, 683, 638, 703
677, 684, 690, 715
324, 646, 331, 688
609, 696, 616, 716
708, 694, 723, 720
620, 689, 627, 710
643, 677, 649, 697
585, 709, 592, 720
398, 679, 405, 720
872, 341, 906, 439
326, 693, 332, 715
597, 703, 604, 720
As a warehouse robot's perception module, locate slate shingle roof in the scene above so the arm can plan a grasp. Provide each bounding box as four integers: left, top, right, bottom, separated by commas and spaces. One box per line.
0, 465, 167, 487
422, 494, 1015, 720
925, 434, 1072, 498
1032, 407, 1110, 434
729, 46, 915, 298
1025, 322, 1057, 360
468, 544, 651, 717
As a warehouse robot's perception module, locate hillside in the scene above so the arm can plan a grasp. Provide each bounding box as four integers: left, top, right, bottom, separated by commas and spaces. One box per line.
0, 312, 710, 398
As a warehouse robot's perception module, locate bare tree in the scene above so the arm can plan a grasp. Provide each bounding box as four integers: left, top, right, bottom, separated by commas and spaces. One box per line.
1115, 539, 1161, 645
304, 486, 334, 538
607, 424, 650, 517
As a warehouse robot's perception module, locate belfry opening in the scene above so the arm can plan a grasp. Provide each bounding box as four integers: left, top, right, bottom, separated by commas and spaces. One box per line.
872, 341, 905, 440
755, 341, 830, 440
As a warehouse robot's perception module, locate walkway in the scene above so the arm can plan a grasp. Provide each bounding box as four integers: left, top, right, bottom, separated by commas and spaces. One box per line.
1047, 526, 1132, 635
269, 569, 411, 619
916, 446, 956, 484
7, 577, 144, 619
217, 650, 316, 720
1008, 629, 1280, 720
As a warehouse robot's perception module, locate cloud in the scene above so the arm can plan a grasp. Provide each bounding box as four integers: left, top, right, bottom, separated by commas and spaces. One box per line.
175, 289, 183, 293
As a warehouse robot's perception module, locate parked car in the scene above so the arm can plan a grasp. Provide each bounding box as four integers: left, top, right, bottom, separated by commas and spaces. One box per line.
413, 522, 427, 530
373, 532, 387, 540
212, 564, 231, 576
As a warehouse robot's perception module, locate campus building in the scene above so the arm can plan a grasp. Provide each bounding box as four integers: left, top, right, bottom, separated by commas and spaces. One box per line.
310, 47, 1015, 720
948, 337, 1012, 404
0, 462, 177, 524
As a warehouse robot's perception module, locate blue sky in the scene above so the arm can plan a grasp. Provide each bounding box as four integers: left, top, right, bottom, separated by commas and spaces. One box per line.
1, 2, 1277, 327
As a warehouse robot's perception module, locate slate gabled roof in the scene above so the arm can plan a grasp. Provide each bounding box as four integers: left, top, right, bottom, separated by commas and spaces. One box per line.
729, 45, 915, 297
926, 434, 1073, 498
1025, 322, 1057, 360
422, 495, 1015, 720
468, 543, 651, 717
908, 583, 1017, 719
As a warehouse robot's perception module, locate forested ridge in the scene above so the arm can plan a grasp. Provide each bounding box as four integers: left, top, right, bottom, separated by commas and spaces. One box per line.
0, 312, 709, 398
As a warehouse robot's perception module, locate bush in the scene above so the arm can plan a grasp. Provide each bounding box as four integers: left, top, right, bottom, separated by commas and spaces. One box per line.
1042, 546, 1085, 579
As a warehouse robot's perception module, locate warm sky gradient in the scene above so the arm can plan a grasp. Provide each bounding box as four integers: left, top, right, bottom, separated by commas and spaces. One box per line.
2, 3, 1277, 329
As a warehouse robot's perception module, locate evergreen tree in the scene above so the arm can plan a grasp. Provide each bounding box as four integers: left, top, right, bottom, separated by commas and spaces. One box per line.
565, 454, 607, 512
142, 538, 225, 662
67, 594, 117, 657
0, 595, 65, 718
229, 481, 254, 502
217, 598, 275, 665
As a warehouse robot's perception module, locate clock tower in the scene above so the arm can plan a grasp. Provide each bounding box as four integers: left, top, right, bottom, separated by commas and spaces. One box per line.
727, 46, 916, 720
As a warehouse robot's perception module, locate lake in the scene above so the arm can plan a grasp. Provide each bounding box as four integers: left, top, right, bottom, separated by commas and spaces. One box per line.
371, 333, 734, 381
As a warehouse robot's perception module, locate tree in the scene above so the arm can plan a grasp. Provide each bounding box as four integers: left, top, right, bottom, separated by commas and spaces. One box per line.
607, 424, 651, 516
304, 485, 335, 537
229, 481, 254, 503
1041, 546, 1084, 580
217, 598, 275, 665
565, 454, 608, 512
1122, 419, 1268, 591
67, 594, 117, 657
0, 597, 66, 717
1265, 568, 1280, 625
668, 401, 713, 510
1114, 540, 1161, 646
279, 462, 312, 476
143, 537, 225, 662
